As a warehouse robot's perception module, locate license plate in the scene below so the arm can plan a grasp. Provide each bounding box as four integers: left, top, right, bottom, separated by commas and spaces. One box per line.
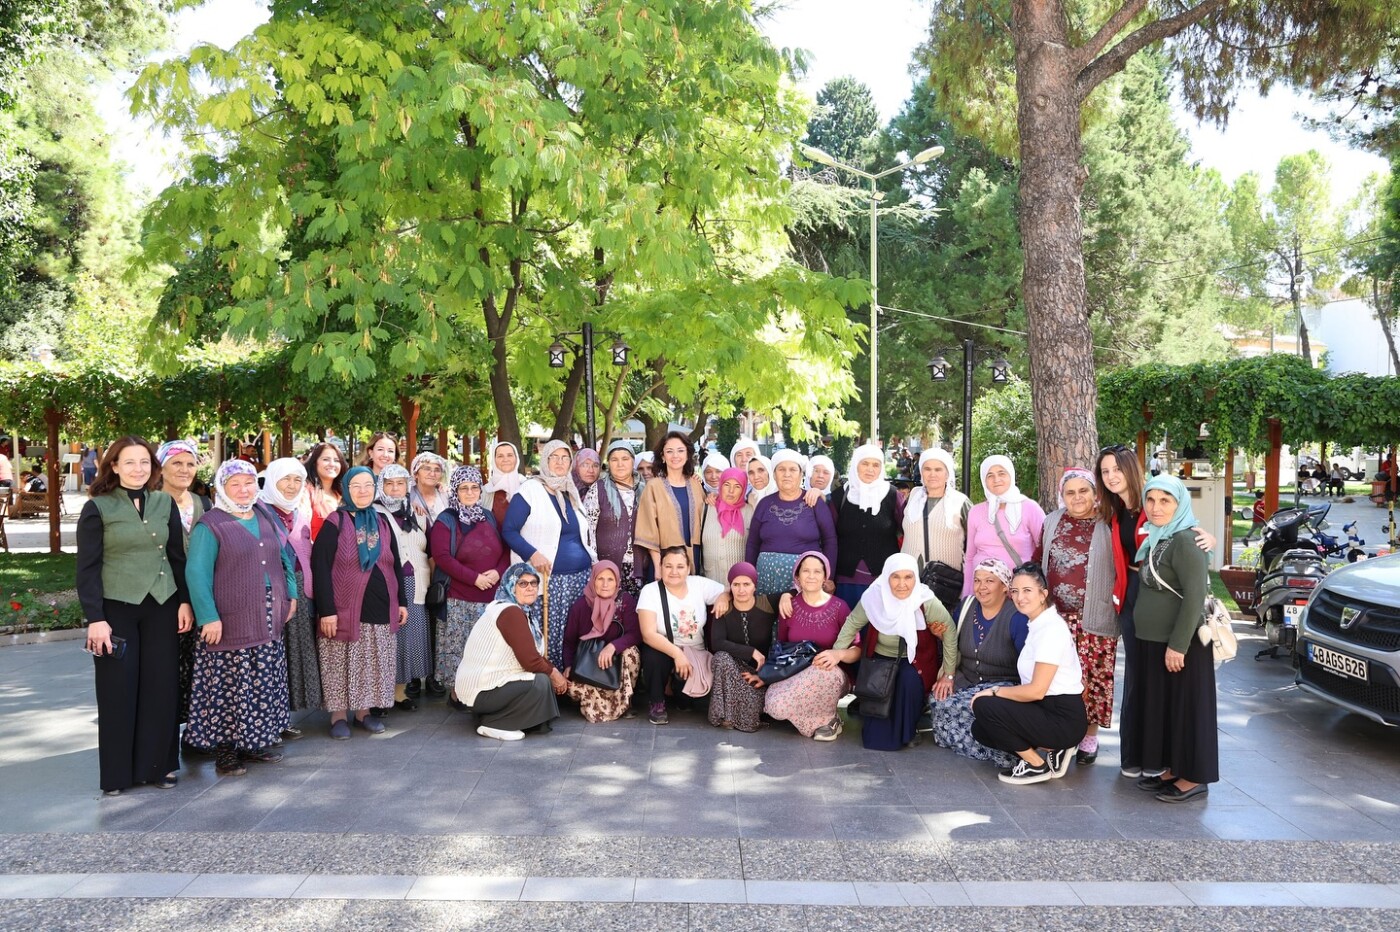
1284, 604, 1304, 624
1308, 643, 1369, 681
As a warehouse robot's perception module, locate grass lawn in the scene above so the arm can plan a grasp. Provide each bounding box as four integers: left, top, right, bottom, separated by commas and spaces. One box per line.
0, 552, 77, 595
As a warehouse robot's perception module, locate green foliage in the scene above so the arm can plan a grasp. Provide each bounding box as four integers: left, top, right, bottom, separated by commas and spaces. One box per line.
803, 76, 881, 167
714, 417, 740, 459
969, 377, 1037, 503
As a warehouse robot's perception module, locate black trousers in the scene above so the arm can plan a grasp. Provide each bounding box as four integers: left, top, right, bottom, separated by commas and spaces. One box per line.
1118, 572, 1144, 768
971, 693, 1088, 756
93, 595, 181, 791
1137, 635, 1220, 784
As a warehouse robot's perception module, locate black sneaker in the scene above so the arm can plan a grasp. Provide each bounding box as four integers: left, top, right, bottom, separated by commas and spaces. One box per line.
1047, 748, 1073, 778
405, 680, 422, 698
649, 702, 669, 725
998, 758, 1054, 785
426, 677, 448, 698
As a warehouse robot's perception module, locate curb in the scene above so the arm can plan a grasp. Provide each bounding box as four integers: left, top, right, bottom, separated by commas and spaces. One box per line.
1, 627, 85, 648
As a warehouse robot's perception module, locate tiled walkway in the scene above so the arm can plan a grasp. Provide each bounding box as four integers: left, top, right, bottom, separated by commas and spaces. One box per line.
2, 619, 1400, 929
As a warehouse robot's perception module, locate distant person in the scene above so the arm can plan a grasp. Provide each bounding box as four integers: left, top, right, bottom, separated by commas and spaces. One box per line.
1148, 452, 1163, 477
81, 446, 99, 488
1328, 463, 1346, 497
21, 470, 45, 493
0, 449, 12, 490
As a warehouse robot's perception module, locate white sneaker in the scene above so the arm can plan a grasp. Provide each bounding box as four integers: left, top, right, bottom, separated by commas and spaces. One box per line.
477, 725, 525, 741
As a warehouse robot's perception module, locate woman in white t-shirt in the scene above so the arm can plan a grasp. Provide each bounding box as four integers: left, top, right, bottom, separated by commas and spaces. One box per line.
636, 545, 725, 725
970, 562, 1088, 785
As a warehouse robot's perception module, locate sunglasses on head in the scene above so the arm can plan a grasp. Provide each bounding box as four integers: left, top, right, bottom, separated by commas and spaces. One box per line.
1099, 444, 1130, 455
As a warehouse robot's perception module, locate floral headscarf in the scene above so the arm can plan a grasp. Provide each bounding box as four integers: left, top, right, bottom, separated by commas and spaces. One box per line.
495, 562, 545, 646
375, 463, 419, 532
572, 448, 601, 497
156, 439, 199, 467
448, 465, 490, 531
213, 459, 258, 517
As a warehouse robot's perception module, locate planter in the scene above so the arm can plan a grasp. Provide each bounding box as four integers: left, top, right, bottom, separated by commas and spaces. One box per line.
1219, 565, 1259, 617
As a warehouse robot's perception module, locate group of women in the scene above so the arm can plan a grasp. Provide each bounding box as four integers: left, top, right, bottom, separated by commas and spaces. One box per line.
79, 431, 1219, 804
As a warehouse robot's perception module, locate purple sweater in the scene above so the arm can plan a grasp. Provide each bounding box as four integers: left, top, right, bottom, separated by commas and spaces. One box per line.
429, 514, 509, 603
745, 493, 837, 568
560, 592, 642, 670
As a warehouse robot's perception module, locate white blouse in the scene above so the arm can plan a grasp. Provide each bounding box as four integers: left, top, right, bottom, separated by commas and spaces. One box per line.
1017, 606, 1084, 697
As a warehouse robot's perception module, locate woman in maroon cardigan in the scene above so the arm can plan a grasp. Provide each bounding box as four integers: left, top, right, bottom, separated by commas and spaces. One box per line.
430, 466, 510, 707
561, 560, 642, 722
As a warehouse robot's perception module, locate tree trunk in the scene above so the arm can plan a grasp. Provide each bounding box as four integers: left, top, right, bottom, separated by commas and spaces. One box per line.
550, 354, 587, 442
1372, 275, 1400, 375
486, 327, 521, 451
400, 395, 420, 460
599, 362, 631, 452
279, 413, 293, 458
437, 426, 449, 458
1011, 0, 1101, 506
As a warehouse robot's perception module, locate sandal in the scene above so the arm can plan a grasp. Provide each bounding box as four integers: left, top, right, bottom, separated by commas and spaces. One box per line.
157, 772, 179, 789
215, 749, 247, 777
238, 748, 284, 764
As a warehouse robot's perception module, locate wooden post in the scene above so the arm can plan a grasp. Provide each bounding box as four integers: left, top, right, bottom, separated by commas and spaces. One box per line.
462, 434, 471, 465
279, 410, 293, 458
478, 429, 487, 467
260, 430, 273, 467
401, 396, 420, 461
1135, 430, 1148, 471
437, 427, 448, 458
1223, 446, 1235, 558
44, 407, 61, 553
1264, 418, 1282, 515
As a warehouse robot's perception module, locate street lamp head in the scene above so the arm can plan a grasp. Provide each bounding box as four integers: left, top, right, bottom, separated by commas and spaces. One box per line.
547, 340, 568, 369
610, 338, 630, 367
911, 145, 945, 165
1198, 422, 1211, 440
927, 355, 950, 383
799, 143, 837, 167
990, 357, 1011, 383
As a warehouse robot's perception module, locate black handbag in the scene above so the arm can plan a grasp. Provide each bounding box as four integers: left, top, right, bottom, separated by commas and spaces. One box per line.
852, 635, 904, 720
756, 639, 818, 685
571, 630, 623, 690
916, 504, 964, 613
425, 517, 458, 608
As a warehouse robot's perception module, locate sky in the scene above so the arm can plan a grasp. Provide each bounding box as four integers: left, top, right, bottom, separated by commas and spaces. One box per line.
96, 0, 1388, 204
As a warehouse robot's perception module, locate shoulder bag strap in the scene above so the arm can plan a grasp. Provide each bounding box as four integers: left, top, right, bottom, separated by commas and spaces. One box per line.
1145, 539, 1184, 600
922, 497, 932, 566
956, 596, 975, 630
991, 511, 1023, 568
659, 584, 675, 642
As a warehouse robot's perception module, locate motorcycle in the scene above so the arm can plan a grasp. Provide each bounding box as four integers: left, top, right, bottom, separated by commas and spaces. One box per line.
1253, 504, 1333, 661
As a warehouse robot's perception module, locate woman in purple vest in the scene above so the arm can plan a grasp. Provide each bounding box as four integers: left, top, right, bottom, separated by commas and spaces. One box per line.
585, 441, 642, 594
311, 465, 407, 739
185, 461, 297, 777
256, 457, 322, 737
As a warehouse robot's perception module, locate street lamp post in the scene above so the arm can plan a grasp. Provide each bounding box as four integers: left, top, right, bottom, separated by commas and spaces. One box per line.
548, 323, 630, 449
927, 339, 1011, 495
800, 142, 944, 446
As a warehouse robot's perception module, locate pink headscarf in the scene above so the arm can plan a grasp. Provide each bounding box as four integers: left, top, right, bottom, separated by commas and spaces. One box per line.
581, 560, 622, 640
715, 467, 749, 537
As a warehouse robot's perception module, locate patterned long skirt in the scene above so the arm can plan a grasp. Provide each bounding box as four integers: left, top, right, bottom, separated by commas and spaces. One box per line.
184, 589, 289, 752
1064, 610, 1118, 729
544, 568, 590, 671
396, 580, 432, 684
176, 629, 199, 724
565, 646, 641, 723
755, 552, 801, 597
764, 665, 848, 737
319, 624, 396, 712
436, 598, 488, 685
284, 566, 322, 711
931, 682, 1018, 769
708, 651, 765, 732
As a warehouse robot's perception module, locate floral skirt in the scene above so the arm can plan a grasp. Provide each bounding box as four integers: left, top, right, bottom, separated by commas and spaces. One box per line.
184, 588, 289, 752
931, 681, 1018, 769
755, 552, 801, 596
396, 581, 432, 684
1064, 610, 1117, 729
544, 568, 590, 671
437, 599, 488, 685
319, 624, 396, 712
764, 664, 848, 737
565, 645, 641, 723
708, 651, 765, 732
284, 568, 322, 711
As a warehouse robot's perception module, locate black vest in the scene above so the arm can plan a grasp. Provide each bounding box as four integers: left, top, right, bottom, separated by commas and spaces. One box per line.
832, 487, 900, 579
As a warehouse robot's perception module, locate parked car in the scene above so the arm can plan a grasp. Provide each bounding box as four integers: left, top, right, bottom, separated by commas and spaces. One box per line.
1296, 552, 1400, 726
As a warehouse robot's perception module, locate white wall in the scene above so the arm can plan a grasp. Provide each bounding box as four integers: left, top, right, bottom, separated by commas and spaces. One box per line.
1310, 298, 1397, 377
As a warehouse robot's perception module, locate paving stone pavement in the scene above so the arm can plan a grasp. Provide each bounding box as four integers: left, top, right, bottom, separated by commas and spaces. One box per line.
1, 617, 1399, 929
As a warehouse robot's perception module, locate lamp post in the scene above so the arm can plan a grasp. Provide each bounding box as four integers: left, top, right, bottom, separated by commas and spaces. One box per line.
926, 339, 1011, 495
800, 142, 944, 446
548, 322, 630, 449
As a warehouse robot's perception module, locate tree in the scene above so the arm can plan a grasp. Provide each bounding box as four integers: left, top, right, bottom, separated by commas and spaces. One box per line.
920, 0, 1399, 503
803, 76, 882, 166
1343, 165, 1400, 373
135, 0, 864, 452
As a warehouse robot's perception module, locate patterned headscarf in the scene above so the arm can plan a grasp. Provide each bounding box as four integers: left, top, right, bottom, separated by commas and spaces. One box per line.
448, 465, 490, 531
600, 440, 636, 524
581, 560, 622, 640
259, 457, 307, 513
973, 557, 1014, 589
213, 459, 258, 517
375, 463, 418, 532
538, 439, 584, 516
410, 451, 449, 477
495, 562, 545, 646
156, 439, 199, 467
340, 465, 383, 571
572, 448, 601, 497
1058, 467, 1097, 510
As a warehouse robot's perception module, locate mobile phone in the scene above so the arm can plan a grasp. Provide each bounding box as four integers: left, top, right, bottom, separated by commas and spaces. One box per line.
85, 636, 127, 660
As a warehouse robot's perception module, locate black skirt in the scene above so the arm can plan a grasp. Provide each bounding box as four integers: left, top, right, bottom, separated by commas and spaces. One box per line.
1137, 635, 1219, 784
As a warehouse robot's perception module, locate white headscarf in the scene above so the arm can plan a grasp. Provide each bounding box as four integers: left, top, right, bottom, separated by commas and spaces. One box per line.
483, 441, 523, 499
769, 448, 807, 481
259, 457, 308, 513
906, 448, 970, 530
980, 454, 1028, 532
805, 454, 837, 495
701, 451, 730, 494
845, 443, 891, 515
859, 553, 935, 662
729, 437, 760, 468
746, 453, 777, 500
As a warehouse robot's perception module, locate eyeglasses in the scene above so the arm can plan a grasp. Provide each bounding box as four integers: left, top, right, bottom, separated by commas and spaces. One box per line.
516, 579, 541, 588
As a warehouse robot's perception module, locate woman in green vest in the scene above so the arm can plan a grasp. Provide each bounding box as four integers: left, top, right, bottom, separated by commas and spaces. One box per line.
76, 436, 194, 795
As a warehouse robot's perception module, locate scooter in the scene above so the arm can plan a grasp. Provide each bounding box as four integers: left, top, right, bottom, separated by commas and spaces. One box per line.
1253, 506, 1332, 661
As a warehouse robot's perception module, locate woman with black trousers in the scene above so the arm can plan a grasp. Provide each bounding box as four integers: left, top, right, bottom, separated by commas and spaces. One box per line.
77, 436, 194, 795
